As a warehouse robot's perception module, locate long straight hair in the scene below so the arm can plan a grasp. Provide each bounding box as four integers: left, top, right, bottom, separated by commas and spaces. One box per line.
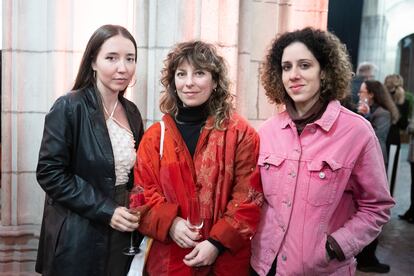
72, 24, 137, 96
365, 80, 400, 124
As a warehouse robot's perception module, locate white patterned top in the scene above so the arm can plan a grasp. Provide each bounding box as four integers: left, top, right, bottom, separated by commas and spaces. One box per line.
105, 101, 136, 186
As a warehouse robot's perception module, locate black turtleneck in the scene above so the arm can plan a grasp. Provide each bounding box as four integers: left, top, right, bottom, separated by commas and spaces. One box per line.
175, 101, 227, 254
174, 101, 209, 157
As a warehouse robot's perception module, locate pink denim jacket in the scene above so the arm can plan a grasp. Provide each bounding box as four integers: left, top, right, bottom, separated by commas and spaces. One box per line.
251, 101, 395, 276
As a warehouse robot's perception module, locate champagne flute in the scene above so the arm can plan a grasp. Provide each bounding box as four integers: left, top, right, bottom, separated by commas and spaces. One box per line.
186, 196, 204, 231
358, 97, 370, 114
122, 185, 145, 256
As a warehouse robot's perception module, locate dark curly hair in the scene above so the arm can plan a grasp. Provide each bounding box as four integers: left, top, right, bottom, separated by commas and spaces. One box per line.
159, 41, 233, 129
261, 27, 353, 104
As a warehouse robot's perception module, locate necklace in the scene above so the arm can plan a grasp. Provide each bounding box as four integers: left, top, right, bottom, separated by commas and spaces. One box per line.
103, 100, 119, 119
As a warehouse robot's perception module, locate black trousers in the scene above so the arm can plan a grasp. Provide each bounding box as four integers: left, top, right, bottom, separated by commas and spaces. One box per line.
106, 184, 134, 276
388, 143, 401, 196
356, 238, 379, 266
406, 162, 414, 214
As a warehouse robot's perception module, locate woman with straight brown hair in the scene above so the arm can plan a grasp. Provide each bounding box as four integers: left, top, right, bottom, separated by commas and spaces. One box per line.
36, 25, 144, 276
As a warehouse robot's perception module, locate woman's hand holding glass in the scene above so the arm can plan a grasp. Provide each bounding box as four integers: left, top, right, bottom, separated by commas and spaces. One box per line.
357, 97, 370, 115
122, 185, 145, 255
169, 217, 202, 248
109, 207, 139, 232
169, 196, 203, 248
186, 197, 204, 231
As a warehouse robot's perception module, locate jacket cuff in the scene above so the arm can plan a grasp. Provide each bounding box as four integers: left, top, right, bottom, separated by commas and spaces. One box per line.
327, 235, 346, 261
207, 238, 226, 254
100, 198, 118, 225
209, 219, 245, 253
139, 202, 178, 242
330, 228, 358, 260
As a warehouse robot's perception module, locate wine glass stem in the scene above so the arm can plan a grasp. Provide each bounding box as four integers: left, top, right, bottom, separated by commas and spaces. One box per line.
130, 232, 134, 247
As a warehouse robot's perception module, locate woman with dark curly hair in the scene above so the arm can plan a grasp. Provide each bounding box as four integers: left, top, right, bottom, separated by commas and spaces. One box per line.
133, 41, 263, 275
250, 28, 394, 275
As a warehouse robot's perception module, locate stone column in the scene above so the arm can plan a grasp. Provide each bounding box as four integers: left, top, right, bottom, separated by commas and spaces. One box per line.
358, 0, 388, 80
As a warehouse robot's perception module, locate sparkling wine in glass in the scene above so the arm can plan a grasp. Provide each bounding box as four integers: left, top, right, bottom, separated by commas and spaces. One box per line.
122, 185, 145, 256
186, 196, 204, 230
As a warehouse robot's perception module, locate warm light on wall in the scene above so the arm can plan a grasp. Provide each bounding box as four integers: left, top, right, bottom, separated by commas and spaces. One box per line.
69, 0, 136, 99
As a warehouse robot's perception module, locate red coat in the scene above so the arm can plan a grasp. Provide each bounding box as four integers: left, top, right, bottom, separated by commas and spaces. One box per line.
134, 113, 262, 275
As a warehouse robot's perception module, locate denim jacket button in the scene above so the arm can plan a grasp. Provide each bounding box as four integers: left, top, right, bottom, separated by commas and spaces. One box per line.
319, 172, 326, 179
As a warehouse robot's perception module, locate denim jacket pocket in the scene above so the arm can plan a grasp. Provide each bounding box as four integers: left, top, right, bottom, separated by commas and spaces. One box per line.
304, 159, 342, 206
258, 154, 286, 196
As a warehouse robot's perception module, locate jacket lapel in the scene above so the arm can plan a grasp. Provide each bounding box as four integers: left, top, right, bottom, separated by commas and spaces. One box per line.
84, 87, 114, 167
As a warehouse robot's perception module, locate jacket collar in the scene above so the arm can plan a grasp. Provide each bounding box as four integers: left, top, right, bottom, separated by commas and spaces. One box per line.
280, 100, 341, 132
84, 87, 141, 148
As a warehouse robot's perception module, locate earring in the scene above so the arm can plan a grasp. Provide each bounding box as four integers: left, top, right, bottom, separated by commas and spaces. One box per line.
93, 70, 96, 79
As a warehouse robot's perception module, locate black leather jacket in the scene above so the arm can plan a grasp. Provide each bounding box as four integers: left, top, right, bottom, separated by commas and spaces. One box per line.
35, 87, 144, 276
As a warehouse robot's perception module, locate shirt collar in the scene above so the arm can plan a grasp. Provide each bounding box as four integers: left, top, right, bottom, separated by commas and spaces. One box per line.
279, 100, 341, 132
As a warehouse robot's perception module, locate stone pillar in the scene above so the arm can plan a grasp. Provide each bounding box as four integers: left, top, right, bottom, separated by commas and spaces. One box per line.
0, 0, 135, 274
358, 0, 388, 80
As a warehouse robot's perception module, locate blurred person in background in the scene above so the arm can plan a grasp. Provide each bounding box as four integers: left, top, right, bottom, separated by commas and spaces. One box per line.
357, 80, 400, 165
388, 74, 414, 223
350, 62, 377, 107
385, 74, 410, 196
356, 80, 399, 273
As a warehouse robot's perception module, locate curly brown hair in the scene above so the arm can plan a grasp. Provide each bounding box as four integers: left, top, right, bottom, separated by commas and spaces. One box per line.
159, 41, 233, 129
261, 27, 353, 104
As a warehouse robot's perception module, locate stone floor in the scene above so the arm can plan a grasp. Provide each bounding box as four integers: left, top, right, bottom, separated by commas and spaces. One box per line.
356, 144, 414, 276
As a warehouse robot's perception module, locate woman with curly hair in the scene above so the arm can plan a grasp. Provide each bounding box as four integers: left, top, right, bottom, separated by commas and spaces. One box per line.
133, 41, 263, 275
250, 28, 394, 275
